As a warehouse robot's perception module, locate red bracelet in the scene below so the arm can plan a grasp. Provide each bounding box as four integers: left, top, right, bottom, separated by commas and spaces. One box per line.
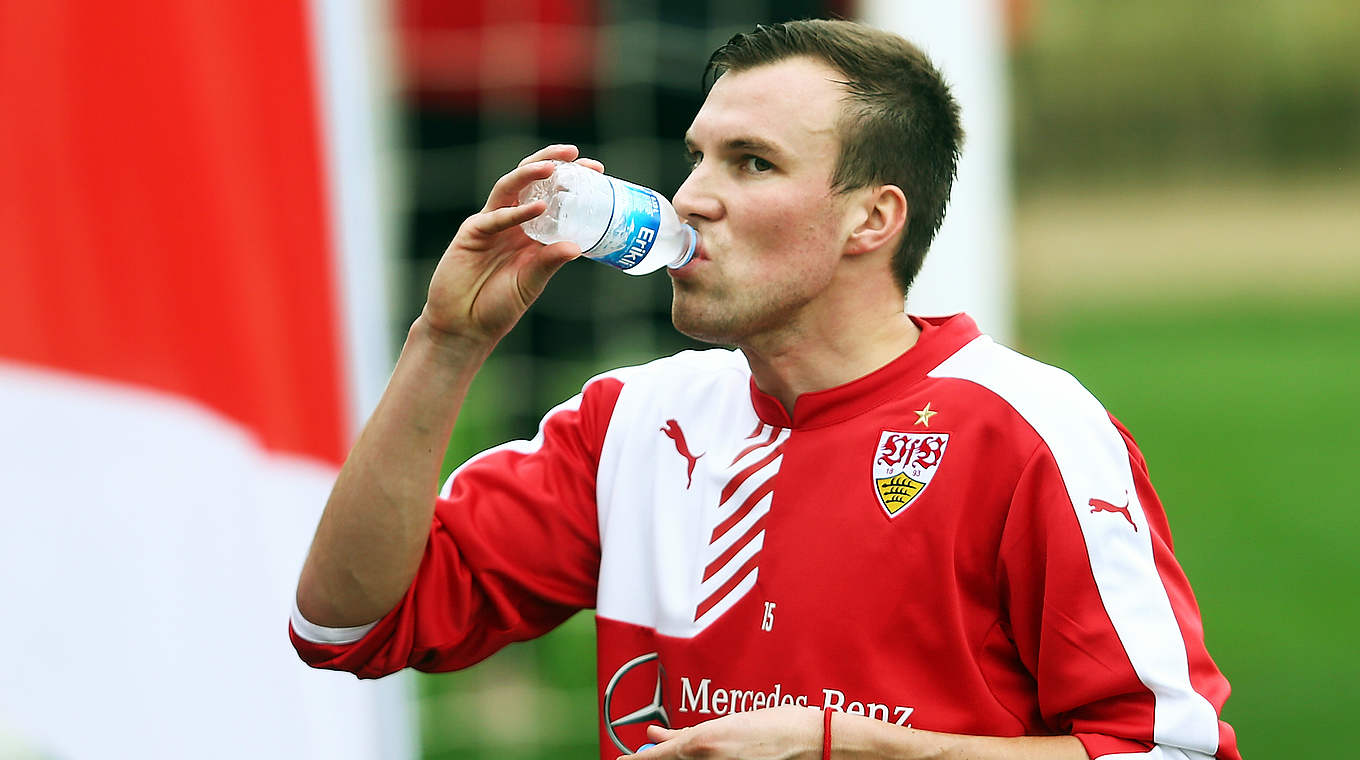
822, 707, 834, 760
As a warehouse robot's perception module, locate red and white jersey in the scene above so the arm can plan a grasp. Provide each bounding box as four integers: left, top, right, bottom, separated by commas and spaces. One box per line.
292, 314, 1240, 760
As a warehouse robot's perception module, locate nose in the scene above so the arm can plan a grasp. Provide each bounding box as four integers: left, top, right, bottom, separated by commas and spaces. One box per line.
672, 163, 722, 225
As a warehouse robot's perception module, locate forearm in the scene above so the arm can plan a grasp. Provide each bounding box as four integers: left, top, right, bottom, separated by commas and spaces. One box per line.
830, 712, 1086, 760
296, 315, 493, 627
640, 707, 1089, 760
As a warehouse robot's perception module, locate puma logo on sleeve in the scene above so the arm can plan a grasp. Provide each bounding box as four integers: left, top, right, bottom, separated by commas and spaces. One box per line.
1089, 496, 1137, 532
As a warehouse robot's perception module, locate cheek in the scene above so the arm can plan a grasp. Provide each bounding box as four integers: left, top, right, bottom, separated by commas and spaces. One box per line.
738, 195, 828, 252
754, 199, 846, 268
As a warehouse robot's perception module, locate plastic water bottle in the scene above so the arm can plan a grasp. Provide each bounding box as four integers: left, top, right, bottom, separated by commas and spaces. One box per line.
519, 162, 698, 275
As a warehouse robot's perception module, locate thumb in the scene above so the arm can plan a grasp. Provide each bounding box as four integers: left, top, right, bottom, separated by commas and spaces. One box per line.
516, 241, 581, 303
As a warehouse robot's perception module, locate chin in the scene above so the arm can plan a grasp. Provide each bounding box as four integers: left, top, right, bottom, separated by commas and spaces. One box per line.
670, 299, 737, 345
671, 313, 730, 345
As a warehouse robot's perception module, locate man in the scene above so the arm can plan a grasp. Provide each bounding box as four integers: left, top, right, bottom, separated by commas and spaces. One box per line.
292, 20, 1240, 760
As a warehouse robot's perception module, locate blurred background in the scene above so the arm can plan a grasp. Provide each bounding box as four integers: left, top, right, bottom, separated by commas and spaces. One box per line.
3, 0, 1357, 758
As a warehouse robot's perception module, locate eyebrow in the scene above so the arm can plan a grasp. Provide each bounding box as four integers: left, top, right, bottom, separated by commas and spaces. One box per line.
684, 134, 788, 160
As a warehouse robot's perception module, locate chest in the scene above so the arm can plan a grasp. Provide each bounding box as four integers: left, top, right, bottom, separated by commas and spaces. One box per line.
595, 391, 1022, 643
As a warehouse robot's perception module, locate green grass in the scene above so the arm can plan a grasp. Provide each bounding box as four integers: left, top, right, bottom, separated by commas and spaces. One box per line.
419, 294, 1359, 758
1021, 295, 1360, 758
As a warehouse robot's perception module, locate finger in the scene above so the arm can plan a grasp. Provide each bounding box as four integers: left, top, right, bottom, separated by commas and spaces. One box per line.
517, 143, 579, 168
645, 726, 677, 741
574, 156, 605, 174
483, 160, 559, 211
466, 199, 546, 238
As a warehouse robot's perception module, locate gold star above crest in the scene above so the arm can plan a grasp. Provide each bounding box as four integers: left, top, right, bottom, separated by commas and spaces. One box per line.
914, 402, 939, 427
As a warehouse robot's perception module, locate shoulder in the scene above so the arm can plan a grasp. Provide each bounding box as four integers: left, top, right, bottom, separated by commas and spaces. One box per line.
931, 335, 1114, 441
585, 347, 749, 396
932, 336, 1142, 508
572, 348, 750, 434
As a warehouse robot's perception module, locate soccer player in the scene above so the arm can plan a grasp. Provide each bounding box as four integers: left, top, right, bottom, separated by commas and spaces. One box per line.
291, 19, 1240, 760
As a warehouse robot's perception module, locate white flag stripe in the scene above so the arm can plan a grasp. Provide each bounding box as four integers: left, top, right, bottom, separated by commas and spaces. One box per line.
0, 362, 381, 759
305, 0, 397, 433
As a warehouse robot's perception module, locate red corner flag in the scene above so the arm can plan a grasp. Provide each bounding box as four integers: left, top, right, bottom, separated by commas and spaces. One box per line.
0, 1, 406, 756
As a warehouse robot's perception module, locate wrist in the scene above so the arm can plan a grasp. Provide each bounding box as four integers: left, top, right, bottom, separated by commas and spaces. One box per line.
410, 313, 496, 367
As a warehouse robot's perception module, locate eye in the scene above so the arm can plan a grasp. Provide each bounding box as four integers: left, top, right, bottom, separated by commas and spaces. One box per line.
685, 150, 702, 170
741, 155, 774, 174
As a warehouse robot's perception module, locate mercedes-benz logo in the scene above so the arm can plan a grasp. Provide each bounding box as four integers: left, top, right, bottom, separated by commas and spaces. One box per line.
602, 652, 671, 754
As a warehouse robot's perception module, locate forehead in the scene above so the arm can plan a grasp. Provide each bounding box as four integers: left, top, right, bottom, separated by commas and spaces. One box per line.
687, 57, 846, 157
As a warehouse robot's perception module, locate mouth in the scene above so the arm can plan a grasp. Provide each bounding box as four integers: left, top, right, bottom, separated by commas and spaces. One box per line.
668, 239, 708, 278
691, 240, 710, 262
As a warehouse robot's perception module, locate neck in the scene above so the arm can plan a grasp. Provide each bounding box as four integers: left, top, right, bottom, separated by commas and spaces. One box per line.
739, 302, 920, 416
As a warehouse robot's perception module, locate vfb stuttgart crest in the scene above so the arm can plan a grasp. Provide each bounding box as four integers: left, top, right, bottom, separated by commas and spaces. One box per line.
873, 431, 949, 518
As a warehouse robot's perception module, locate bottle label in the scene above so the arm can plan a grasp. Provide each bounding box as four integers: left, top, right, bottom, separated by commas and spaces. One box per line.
586, 184, 662, 270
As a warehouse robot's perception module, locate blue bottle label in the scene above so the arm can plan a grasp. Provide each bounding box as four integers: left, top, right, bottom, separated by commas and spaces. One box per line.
586, 184, 662, 270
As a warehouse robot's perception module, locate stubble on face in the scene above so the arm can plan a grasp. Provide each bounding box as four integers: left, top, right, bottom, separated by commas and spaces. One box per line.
669, 232, 839, 346
671, 279, 782, 346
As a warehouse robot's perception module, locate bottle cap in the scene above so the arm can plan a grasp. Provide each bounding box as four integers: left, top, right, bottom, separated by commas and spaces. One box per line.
668, 224, 698, 269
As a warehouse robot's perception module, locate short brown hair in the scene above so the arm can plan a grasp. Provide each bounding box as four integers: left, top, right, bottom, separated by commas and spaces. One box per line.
704, 19, 963, 293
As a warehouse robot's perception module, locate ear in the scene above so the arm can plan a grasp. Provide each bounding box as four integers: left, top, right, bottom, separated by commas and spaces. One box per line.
842, 184, 907, 257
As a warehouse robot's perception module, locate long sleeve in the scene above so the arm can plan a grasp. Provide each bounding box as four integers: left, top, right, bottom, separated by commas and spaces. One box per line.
290, 374, 624, 678
998, 417, 1239, 760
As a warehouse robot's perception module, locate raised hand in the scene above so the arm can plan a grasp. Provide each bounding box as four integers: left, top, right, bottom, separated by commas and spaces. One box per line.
422, 144, 604, 347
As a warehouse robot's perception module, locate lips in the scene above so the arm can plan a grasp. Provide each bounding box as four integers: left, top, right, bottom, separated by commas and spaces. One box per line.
692, 241, 710, 262
669, 239, 708, 278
